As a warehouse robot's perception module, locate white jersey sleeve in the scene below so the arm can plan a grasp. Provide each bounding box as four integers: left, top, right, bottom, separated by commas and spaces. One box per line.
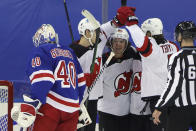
126, 25, 179, 99
130, 59, 151, 115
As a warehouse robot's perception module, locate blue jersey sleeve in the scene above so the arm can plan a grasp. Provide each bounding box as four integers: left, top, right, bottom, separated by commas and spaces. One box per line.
26, 47, 55, 104
72, 51, 86, 103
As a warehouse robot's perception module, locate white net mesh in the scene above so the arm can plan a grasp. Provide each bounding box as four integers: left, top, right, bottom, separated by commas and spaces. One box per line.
0, 86, 9, 131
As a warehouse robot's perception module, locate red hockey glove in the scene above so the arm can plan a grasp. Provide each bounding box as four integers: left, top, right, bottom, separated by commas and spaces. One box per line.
125, 7, 138, 26
84, 73, 96, 87
112, 6, 137, 27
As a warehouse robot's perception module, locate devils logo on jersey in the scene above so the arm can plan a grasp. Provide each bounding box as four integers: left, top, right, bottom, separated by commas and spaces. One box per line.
91, 57, 102, 79
131, 72, 142, 94
114, 71, 133, 97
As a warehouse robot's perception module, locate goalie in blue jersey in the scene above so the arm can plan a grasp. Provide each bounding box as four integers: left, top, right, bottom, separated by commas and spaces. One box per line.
11, 24, 88, 131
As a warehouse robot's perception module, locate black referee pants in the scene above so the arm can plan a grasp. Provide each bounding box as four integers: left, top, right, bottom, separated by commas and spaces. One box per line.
166, 106, 196, 131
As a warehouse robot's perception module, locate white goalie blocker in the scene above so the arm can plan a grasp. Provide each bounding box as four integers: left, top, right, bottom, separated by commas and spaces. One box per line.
11, 95, 42, 128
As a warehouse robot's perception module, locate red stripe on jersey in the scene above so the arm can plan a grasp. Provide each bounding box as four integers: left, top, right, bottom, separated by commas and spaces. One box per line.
31, 73, 54, 83
137, 36, 149, 52
142, 44, 153, 57
169, 41, 179, 51
137, 36, 153, 57
47, 93, 80, 108
78, 75, 86, 83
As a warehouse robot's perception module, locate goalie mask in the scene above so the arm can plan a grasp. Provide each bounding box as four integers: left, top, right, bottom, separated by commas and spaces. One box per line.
33, 24, 59, 47
141, 18, 163, 36
175, 21, 196, 41
78, 18, 100, 45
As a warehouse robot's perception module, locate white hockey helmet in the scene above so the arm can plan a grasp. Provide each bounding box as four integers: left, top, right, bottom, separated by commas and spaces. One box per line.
109, 28, 129, 53
141, 18, 163, 36
78, 18, 100, 45
33, 24, 59, 47
111, 28, 129, 42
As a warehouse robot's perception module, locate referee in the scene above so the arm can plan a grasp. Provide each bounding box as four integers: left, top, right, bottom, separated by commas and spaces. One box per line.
152, 21, 196, 131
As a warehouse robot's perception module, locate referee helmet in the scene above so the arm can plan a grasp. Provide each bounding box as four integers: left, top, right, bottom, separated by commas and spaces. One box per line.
175, 21, 196, 41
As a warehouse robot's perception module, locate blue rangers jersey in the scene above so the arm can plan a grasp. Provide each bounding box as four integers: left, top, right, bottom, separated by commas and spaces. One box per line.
26, 43, 86, 113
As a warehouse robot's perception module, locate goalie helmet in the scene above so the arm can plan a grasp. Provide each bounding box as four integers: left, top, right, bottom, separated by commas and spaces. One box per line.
175, 21, 196, 41
78, 18, 100, 45
141, 18, 163, 36
33, 24, 59, 47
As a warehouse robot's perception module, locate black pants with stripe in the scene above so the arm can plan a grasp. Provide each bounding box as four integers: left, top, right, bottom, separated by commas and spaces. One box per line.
166, 106, 196, 131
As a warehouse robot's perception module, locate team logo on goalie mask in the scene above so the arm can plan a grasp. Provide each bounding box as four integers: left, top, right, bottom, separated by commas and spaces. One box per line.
114, 71, 132, 97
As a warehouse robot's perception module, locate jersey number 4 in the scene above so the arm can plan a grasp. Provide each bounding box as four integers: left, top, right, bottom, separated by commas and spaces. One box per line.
54, 60, 76, 89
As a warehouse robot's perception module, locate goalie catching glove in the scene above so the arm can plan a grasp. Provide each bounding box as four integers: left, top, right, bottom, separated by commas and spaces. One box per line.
77, 104, 92, 129
11, 94, 42, 128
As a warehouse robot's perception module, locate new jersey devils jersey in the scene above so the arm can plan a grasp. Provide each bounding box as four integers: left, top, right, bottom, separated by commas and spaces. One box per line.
130, 59, 151, 115
126, 25, 179, 99
98, 47, 139, 116
70, 21, 116, 100
26, 43, 86, 113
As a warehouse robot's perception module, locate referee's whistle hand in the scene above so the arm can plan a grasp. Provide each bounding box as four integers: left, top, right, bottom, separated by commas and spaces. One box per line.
152, 109, 162, 125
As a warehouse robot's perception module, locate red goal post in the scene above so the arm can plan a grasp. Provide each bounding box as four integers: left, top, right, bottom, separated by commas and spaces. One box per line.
0, 80, 13, 131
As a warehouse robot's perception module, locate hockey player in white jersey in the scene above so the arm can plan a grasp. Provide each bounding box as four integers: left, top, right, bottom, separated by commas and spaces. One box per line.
97, 28, 140, 131
70, 7, 135, 131
123, 8, 179, 131
129, 58, 152, 131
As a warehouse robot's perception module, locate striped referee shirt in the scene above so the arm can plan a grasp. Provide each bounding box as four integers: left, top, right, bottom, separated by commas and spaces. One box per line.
155, 46, 196, 110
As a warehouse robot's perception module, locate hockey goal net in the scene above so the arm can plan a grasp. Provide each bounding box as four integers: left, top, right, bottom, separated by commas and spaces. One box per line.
0, 81, 13, 131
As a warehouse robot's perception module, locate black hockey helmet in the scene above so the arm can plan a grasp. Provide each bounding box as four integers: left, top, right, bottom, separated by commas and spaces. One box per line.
175, 21, 196, 41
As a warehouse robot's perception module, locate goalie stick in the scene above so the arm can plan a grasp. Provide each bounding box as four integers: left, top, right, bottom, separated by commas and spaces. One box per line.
81, 9, 101, 73
80, 51, 115, 105
121, 0, 127, 6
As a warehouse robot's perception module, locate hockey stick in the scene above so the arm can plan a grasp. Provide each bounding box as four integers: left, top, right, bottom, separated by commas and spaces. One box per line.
121, 0, 127, 6
63, 0, 74, 43
81, 9, 101, 73
80, 51, 115, 105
